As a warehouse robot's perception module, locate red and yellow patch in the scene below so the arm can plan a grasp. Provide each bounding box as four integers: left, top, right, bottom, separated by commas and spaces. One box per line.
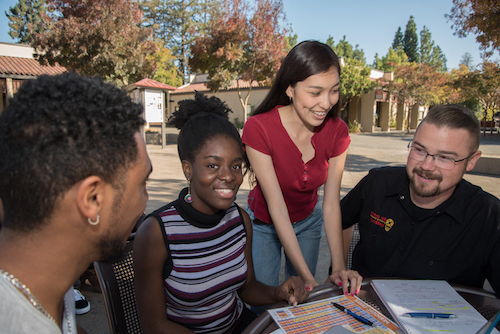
370, 211, 394, 232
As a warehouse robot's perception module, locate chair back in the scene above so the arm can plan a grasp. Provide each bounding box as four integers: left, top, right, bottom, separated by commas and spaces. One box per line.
94, 233, 143, 334
346, 223, 360, 270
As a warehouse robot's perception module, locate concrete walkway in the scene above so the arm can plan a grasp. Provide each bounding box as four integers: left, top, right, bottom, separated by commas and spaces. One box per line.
76, 131, 500, 334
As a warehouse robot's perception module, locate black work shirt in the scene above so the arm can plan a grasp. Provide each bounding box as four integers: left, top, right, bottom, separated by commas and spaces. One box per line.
341, 167, 500, 296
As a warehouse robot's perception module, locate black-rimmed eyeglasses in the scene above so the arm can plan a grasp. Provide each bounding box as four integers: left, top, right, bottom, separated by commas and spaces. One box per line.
407, 141, 475, 170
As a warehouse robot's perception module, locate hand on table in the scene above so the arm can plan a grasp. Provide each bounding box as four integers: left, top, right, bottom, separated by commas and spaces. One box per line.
276, 276, 309, 306
327, 270, 363, 296
304, 278, 320, 292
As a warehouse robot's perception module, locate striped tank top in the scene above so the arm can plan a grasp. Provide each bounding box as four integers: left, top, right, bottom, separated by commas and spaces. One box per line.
150, 190, 247, 334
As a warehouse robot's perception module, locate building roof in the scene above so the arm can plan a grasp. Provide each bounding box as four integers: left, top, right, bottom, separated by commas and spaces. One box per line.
126, 78, 177, 91
0, 55, 67, 77
173, 78, 267, 94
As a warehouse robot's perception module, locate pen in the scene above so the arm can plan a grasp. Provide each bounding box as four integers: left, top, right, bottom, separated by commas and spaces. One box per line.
402, 312, 458, 319
332, 302, 374, 326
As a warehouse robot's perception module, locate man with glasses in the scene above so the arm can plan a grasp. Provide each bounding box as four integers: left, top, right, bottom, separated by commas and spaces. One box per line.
341, 104, 500, 295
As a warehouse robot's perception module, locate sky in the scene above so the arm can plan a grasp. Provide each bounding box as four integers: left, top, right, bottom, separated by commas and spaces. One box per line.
0, 0, 495, 70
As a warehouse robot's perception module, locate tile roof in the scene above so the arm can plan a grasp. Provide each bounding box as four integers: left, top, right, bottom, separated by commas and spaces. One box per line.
173, 79, 268, 94
127, 78, 177, 91
0, 55, 66, 77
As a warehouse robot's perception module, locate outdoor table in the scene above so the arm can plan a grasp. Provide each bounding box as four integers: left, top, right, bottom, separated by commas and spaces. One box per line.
242, 279, 500, 334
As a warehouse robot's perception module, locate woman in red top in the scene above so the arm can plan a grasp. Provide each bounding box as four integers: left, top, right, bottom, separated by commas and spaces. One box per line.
242, 41, 362, 308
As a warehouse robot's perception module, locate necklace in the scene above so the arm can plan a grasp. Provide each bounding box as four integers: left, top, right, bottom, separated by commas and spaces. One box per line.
0, 269, 72, 333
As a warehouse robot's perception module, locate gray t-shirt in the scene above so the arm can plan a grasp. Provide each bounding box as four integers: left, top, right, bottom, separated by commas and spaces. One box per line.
0, 276, 76, 333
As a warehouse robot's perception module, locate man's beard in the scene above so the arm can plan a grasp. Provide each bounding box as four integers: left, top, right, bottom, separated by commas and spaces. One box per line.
97, 232, 128, 263
97, 189, 129, 263
409, 167, 443, 198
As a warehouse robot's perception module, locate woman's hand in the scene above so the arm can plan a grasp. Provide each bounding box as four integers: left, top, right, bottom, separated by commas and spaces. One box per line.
303, 278, 319, 292
328, 270, 363, 296
275, 276, 309, 306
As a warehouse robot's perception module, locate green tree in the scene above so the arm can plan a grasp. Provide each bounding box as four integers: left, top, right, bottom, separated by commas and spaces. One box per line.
419, 25, 447, 72
452, 60, 500, 128
384, 62, 447, 131
32, 0, 157, 87
326, 35, 335, 50
140, 0, 215, 83
149, 42, 183, 87
392, 26, 403, 50
403, 15, 419, 62
446, 0, 500, 57
459, 52, 474, 69
5, 0, 46, 43
430, 45, 448, 72
373, 47, 409, 72
330, 35, 366, 63
189, 0, 287, 119
339, 57, 377, 113
286, 30, 298, 51
419, 26, 434, 64
139, 0, 166, 41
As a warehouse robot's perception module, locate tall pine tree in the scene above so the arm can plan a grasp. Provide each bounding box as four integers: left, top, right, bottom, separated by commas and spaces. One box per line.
419, 26, 434, 64
403, 16, 419, 62
392, 27, 403, 50
140, 0, 215, 83
6, 0, 46, 43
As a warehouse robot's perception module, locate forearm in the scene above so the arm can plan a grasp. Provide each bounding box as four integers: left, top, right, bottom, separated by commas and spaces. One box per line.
270, 207, 315, 283
324, 209, 346, 273
239, 280, 283, 306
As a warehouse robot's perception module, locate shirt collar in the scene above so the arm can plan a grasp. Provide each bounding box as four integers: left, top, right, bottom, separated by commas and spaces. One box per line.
388, 169, 466, 224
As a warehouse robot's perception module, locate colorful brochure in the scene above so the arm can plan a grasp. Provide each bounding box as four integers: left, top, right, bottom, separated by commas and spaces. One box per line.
268, 294, 403, 334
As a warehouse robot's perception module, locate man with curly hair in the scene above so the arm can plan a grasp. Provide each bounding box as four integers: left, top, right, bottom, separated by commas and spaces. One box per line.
0, 73, 152, 333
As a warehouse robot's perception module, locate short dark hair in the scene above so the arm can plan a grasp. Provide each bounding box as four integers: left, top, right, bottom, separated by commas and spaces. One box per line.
169, 92, 243, 163
420, 104, 480, 152
0, 73, 144, 231
252, 40, 341, 118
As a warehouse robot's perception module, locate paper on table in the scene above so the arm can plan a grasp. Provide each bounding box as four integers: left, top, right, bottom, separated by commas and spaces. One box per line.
268, 294, 401, 334
371, 279, 500, 334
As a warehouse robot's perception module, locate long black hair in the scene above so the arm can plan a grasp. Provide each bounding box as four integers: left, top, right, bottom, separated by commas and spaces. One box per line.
253, 40, 341, 119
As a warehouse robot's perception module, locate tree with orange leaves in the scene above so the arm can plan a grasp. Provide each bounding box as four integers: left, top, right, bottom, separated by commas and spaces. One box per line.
189, 0, 287, 119
446, 0, 500, 57
31, 0, 157, 87
384, 63, 448, 132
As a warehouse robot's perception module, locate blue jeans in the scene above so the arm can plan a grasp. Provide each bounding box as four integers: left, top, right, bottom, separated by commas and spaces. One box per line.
246, 202, 323, 312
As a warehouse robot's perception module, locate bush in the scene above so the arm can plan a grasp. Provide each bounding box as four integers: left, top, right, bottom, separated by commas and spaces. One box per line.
348, 120, 362, 133
234, 117, 244, 130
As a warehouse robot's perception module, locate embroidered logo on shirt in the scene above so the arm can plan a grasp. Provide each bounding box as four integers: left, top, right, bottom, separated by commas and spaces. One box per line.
370, 211, 394, 232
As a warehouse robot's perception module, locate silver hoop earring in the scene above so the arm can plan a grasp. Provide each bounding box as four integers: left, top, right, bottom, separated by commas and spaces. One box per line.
88, 215, 100, 226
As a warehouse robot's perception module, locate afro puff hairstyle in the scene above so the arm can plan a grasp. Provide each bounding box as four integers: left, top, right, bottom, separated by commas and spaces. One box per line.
169, 92, 244, 164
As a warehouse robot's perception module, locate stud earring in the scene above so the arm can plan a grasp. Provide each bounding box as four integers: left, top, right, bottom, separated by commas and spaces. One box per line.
88, 215, 100, 226
184, 179, 193, 204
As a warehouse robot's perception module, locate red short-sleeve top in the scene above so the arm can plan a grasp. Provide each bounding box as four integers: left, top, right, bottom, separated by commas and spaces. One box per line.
241, 106, 350, 224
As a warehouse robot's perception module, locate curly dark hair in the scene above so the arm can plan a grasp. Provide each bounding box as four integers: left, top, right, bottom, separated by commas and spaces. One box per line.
169, 92, 243, 163
0, 73, 144, 231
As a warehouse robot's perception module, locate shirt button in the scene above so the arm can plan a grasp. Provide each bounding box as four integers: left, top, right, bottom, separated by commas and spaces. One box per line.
400, 195, 405, 200
399, 247, 404, 252
429, 261, 434, 266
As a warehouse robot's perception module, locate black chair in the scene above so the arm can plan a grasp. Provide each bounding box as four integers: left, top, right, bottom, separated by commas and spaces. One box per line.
94, 233, 143, 334
345, 223, 360, 270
